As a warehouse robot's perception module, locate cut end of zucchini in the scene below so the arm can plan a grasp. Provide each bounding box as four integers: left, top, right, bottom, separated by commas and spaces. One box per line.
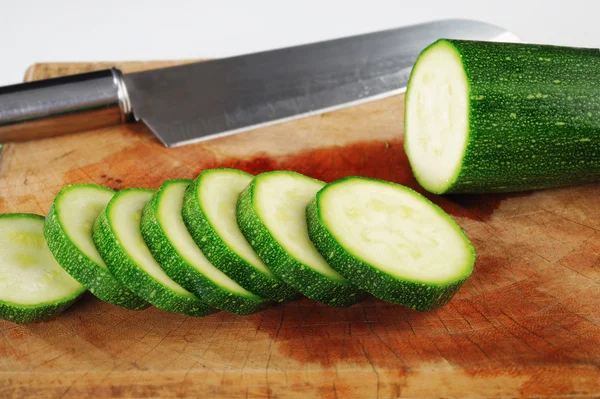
55, 184, 114, 267
0, 214, 84, 323
254, 172, 339, 279
0, 214, 83, 305
320, 178, 473, 284
405, 39, 470, 194
199, 169, 269, 274
307, 177, 475, 311
237, 171, 363, 307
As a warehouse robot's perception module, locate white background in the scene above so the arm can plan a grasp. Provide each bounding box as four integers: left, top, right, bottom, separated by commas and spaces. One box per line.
0, 0, 597, 86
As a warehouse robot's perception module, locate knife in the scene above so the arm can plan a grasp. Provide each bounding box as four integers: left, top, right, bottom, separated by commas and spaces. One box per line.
0, 19, 517, 148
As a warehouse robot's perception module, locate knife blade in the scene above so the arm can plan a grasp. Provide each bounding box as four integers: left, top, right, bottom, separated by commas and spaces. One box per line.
0, 19, 518, 148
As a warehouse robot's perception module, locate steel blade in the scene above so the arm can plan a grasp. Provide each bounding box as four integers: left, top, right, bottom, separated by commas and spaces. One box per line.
124, 19, 518, 147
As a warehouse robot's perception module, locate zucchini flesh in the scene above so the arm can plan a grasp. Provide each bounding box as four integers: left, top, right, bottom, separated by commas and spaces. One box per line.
182, 169, 297, 302
237, 171, 363, 307
405, 39, 600, 194
306, 177, 475, 311
0, 214, 85, 323
141, 180, 268, 315
44, 184, 148, 310
93, 188, 216, 317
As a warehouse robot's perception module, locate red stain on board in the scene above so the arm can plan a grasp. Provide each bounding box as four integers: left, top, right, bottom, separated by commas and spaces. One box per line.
218, 139, 414, 185
249, 285, 600, 381
247, 287, 600, 384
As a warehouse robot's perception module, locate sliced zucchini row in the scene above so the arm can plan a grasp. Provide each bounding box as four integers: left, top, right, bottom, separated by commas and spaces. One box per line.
182, 169, 297, 302
92, 188, 216, 317
141, 180, 268, 315
44, 184, 148, 310
237, 171, 363, 307
0, 214, 85, 323
306, 177, 475, 311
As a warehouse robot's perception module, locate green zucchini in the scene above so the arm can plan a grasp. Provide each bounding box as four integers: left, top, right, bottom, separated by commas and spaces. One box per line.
237, 171, 363, 307
0, 214, 85, 323
306, 177, 475, 311
182, 169, 297, 302
92, 188, 216, 317
44, 184, 148, 310
405, 39, 600, 194
141, 180, 268, 315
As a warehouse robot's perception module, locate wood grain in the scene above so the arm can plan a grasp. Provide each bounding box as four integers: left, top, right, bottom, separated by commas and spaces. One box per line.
0, 61, 599, 399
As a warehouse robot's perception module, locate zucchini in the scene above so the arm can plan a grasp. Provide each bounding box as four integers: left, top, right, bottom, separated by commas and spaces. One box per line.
141, 180, 268, 315
44, 184, 148, 310
237, 171, 363, 307
92, 188, 216, 317
306, 177, 475, 311
182, 169, 297, 302
0, 214, 85, 323
405, 39, 600, 194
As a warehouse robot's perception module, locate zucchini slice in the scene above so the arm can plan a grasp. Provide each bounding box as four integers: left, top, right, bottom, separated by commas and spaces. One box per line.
0, 214, 85, 323
92, 188, 216, 317
44, 184, 148, 310
182, 169, 297, 302
306, 177, 475, 311
237, 171, 363, 307
141, 180, 268, 315
405, 39, 600, 194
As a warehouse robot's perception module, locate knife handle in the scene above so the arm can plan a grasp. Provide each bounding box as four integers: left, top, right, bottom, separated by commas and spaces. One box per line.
0, 68, 133, 144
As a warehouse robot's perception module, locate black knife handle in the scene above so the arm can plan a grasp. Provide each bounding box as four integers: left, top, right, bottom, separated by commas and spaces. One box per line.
0, 68, 133, 144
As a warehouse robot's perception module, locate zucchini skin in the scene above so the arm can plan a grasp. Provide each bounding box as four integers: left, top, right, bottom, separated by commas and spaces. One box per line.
0, 214, 85, 324
0, 296, 81, 324
92, 189, 216, 317
236, 174, 364, 307
44, 184, 149, 310
182, 169, 297, 302
305, 177, 475, 312
140, 180, 269, 315
406, 39, 600, 193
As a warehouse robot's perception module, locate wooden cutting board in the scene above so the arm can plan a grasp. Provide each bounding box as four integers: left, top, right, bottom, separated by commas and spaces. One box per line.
0, 61, 599, 399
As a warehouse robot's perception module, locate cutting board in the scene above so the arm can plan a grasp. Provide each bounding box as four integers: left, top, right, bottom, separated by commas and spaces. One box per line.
0, 61, 599, 399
